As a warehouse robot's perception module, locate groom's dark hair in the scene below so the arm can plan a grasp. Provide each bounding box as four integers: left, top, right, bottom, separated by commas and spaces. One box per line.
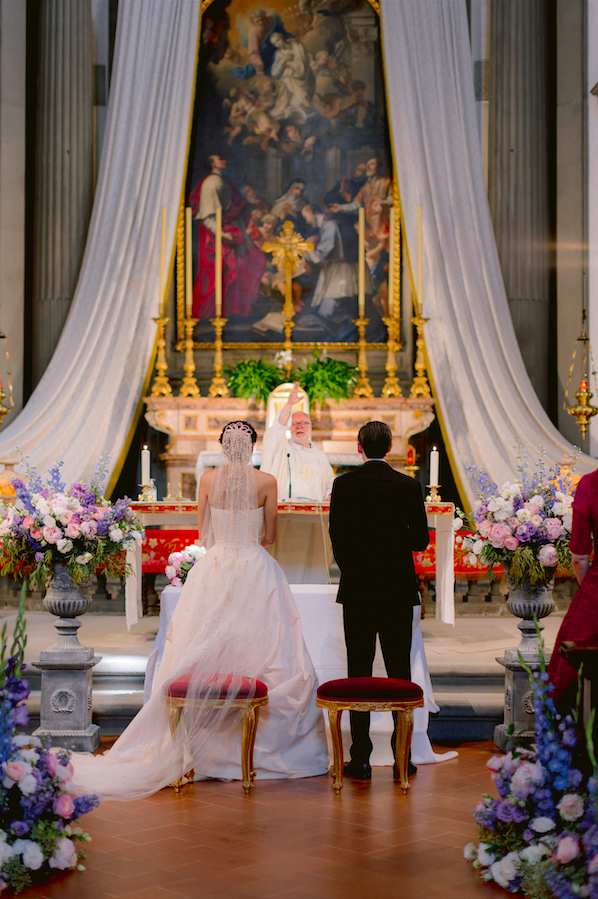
358, 421, 392, 459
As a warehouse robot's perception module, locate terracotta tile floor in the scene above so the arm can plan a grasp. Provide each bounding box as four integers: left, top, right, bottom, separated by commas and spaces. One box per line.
19, 741, 507, 899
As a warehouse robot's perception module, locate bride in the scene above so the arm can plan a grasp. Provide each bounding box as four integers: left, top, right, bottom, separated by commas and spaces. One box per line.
71, 421, 329, 800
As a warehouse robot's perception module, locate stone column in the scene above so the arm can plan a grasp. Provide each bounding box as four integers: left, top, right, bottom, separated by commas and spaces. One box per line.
32, 0, 94, 387
488, 0, 551, 410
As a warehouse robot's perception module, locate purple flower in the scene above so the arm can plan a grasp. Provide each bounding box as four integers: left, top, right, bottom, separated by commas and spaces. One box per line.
11, 704, 29, 727
496, 800, 518, 822
34, 552, 44, 563
515, 521, 538, 542
10, 821, 29, 836
523, 828, 534, 843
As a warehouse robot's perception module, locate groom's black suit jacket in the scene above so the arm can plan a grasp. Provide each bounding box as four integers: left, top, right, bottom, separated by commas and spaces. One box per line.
329, 460, 430, 610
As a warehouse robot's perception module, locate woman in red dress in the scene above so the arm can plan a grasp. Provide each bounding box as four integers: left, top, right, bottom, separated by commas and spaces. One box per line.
548, 470, 598, 708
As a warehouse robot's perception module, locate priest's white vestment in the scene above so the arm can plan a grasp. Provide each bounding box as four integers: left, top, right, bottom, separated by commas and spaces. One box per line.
260, 413, 334, 501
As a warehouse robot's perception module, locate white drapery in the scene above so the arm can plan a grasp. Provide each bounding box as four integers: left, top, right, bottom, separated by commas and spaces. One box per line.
0, 0, 200, 485
381, 0, 595, 505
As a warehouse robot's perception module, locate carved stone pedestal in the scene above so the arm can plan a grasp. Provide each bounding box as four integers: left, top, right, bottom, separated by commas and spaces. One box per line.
493, 656, 538, 751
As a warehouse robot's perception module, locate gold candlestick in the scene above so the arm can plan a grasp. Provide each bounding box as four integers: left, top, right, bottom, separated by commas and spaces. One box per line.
209, 317, 229, 397
567, 381, 598, 438
150, 316, 173, 396
382, 315, 402, 397
179, 317, 200, 397
165, 482, 173, 500
426, 484, 441, 502
410, 314, 431, 398
352, 317, 373, 398
138, 484, 153, 502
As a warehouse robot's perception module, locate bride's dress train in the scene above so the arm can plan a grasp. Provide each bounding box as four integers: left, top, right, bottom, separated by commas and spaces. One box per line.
71, 507, 329, 800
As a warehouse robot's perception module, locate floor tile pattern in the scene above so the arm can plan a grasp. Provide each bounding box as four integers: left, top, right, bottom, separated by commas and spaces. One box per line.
18, 741, 507, 899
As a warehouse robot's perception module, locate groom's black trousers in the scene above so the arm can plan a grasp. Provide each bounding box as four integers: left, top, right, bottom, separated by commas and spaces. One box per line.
343, 603, 414, 764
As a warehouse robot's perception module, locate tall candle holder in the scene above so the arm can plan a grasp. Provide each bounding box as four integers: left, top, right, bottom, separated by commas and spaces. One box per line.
150, 316, 173, 396
426, 484, 442, 503
179, 317, 200, 397
382, 314, 402, 397
410, 314, 432, 398
209, 317, 229, 397
352, 317, 373, 398
138, 484, 153, 502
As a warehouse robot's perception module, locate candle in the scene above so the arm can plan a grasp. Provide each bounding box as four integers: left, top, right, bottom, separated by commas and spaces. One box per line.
417, 204, 423, 316
159, 206, 166, 316
429, 445, 439, 486
141, 445, 150, 486
215, 205, 223, 318
388, 207, 395, 315
581, 380, 589, 390
407, 446, 414, 467
185, 206, 193, 317
358, 206, 365, 318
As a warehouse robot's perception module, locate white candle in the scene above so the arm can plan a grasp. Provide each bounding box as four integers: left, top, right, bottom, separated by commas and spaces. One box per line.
429, 445, 439, 487
215, 205, 223, 318
159, 206, 166, 316
388, 207, 395, 315
185, 206, 193, 317
141, 445, 151, 486
417, 204, 423, 316
358, 206, 365, 318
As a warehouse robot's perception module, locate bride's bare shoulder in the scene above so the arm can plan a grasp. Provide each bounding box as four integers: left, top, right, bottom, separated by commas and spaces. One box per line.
255, 469, 276, 488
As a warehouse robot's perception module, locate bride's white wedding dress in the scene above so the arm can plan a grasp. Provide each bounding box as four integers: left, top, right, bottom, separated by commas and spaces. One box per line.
71, 504, 329, 800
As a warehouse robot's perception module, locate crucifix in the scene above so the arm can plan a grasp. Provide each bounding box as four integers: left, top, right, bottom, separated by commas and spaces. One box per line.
263, 221, 314, 377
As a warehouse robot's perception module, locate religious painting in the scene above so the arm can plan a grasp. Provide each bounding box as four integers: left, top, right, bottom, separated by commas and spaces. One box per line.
179, 0, 398, 348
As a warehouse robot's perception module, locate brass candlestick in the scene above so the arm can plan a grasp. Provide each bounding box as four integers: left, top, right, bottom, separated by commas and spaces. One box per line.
138, 484, 153, 502
410, 314, 432, 398
382, 314, 402, 397
179, 316, 200, 397
352, 317, 373, 398
165, 482, 173, 500
426, 484, 441, 502
150, 316, 173, 397
209, 317, 229, 397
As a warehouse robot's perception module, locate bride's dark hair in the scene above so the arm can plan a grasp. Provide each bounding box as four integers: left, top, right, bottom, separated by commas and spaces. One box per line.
219, 420, 257, 445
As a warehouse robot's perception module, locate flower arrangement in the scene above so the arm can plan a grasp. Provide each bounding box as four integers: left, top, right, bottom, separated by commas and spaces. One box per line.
0, 456, 143, 587
225, 358, 285, 405
294, 349, 357, 407
465, 640, 598, 897
457, 447, 576, 586
0, 589, 98, 893
165, 544, 206, 586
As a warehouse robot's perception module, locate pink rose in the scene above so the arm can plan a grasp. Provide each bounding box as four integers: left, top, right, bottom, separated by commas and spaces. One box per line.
171, 576, 182, 587
22, 516, 34, 528
538, 544, 558, 567
489, 522, 512, 548
65, 522, 80, 539
46, 752, 60, 777
91, 509, 106, 521
588, 854, 598, 874
553, 835, 580, 865
59, 511, 73, 525
42, 526, 63, 545
62, 779, 78, 796
557, 793, 584, 822
3, 760, 30, 781
48, 837, 77, 870
507, 517, 519, 529
504, 536, 519, 551
511, 761, 544, 795
54, 793, 75, 818
79, 520, 97, 537
55, 761, 74, 781
478, 520, 492, 538
545, 518, 565, 540
524, 502, 540, 516
486, 755, 504, 772
30, 527, 43, 540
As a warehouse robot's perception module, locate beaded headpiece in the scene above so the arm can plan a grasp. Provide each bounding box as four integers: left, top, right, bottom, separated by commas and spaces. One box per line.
223, 421, 254, 437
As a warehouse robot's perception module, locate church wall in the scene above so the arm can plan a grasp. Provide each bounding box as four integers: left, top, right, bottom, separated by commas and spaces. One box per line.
0, 0, 26, 422
556, 0, 588, 449
587, 0, 598, 456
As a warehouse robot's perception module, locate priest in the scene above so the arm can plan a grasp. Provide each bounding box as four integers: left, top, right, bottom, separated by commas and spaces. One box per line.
261, 382, 334, 501
261, 382, 334, 583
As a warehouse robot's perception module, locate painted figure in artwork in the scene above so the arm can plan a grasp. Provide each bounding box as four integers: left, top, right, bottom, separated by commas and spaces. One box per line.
188, 155, 266, 319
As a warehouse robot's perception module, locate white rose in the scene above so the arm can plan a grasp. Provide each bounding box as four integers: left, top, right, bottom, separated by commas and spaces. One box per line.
132, 531, 143, 546
563, 512, 573, 531
487, 499, 500, 512
467, 553, 478, 566
477, 843, 496, 866
18, 774, 37, 796
494, 509, 509, 521
531, 817, 555, 833
552, 502, 564, 516
520, 844, 548, 865
35, 499, 49, 515
473, 500, 482, 509
453, 517, 463, 531
14, 839, 44, 870
464, 843, 478, 861
0, 520, 10, 537
43, 514, 56, 528
108, 528, 123, 542
0, 840, 14, 865
473, 540, 484, 555
490, 853, 519, 888
75, 552, 93, 564
56, 538, 73, 554
20, 749, 39, 763
530, 494, 545, 509
186, 545, 206, 560
12, 734, 31, 747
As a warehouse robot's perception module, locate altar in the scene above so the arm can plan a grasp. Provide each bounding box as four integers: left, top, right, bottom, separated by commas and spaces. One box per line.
125, 498, 456, 627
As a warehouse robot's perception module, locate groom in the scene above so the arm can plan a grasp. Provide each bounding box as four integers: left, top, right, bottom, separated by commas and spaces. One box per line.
328, 421, 430, 780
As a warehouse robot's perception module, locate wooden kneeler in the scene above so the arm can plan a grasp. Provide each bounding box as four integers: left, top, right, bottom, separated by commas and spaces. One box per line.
164, 675, 269, 794
316, 676, 424, 792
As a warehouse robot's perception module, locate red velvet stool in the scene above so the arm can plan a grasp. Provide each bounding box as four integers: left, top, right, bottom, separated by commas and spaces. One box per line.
316, 677, 424, 792
164, 674, 269, 794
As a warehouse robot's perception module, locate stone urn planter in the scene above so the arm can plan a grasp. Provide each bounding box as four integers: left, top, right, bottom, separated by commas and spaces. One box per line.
504, 567, 556, 663
41, 563, 94, 661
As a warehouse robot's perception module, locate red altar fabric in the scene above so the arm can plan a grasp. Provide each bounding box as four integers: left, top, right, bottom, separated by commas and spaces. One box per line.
142, 530, 198, 573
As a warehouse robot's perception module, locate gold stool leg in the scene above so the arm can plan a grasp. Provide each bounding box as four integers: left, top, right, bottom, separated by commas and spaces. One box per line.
328, 707, 344, 791
242, 707, 257, 793
394, 708, 414, 794
250, 707, 261, 781
169, 706, 187, 794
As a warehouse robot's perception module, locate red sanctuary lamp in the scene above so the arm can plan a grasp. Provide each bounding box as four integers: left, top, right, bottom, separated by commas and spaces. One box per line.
404, 445, 419, 478
568, 373, 598, 439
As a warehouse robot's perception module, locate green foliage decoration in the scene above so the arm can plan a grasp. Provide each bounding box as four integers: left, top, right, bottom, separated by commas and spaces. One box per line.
225, 358, 285, 405
294, 350, 357, 407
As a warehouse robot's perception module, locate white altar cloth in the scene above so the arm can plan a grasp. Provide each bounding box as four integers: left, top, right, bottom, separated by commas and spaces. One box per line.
143, 583, 457, 766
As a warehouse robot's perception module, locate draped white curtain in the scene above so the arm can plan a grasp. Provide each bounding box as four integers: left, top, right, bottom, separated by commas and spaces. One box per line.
381, 0, 595, 505
0, 0, 200, 485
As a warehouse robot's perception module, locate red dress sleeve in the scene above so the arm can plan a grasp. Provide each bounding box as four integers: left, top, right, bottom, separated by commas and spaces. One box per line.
569, 473, 596, 555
